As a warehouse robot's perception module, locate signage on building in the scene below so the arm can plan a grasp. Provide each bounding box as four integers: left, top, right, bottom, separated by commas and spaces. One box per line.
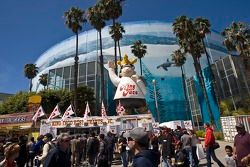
0, 112, 33, 124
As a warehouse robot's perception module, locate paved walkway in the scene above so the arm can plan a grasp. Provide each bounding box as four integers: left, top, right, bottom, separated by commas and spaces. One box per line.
111, 140, 233, 167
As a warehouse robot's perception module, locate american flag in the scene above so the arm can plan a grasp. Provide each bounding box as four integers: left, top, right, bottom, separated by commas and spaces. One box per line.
62, 104, 75, 120
32, 106, 45, 122
116, 100, 125, 116
101, 101, 107, 118
84, 102, 90, 120
47, 104, 61, 121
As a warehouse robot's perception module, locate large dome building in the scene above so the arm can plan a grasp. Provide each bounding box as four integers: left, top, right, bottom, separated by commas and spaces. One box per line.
33, 21, 228, 125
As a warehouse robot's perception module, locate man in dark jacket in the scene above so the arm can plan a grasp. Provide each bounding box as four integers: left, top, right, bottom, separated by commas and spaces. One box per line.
161, 128, 175, 167
124, 127, 160, 167
44, 133, 71, 167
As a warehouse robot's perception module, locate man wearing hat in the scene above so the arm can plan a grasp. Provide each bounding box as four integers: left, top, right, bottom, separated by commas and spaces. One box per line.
124, 127, 160, 167
234, 123, 250, 167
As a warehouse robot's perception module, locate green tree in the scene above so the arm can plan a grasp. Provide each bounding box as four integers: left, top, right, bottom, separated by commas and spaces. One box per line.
72, 86, 95, 116
101, 0, 124, 74
64, 7, 87, 113
109, 22, 125, 62
39, 89, 71, 115
131, 40, 147, 76
39, 73, 48, 90
24, 64, 38, 92
222, 22, 250, 57
87, 3, 106, 105
0, 91, 34, 114
171, 49, 189, 119
173, 16, 214, 125
194, 17, 219, 106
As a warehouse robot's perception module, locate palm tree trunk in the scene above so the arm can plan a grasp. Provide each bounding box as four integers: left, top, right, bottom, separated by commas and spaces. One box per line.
29, 79, 32, 92
113, 19, 118, 75
74, 32, 79, 115
99, 30, 105, 107
193, 56, 215, 126
202, 39, 220, 106
139, 58, 142, 76
118, 40, 122, 61
181, 66, 189, 120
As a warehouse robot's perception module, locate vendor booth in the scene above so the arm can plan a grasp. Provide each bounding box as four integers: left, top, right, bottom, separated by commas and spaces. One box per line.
40, 114, 154, 136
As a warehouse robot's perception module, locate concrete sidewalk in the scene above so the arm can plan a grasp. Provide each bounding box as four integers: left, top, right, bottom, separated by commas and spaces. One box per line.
198, 140, 233, 167
111, 140, 233, 167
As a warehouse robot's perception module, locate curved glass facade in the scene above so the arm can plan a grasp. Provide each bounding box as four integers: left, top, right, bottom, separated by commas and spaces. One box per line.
34, 21, 228, 123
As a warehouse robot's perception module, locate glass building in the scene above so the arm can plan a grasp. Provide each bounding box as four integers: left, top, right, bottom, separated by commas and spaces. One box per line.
33, 21, 229, 123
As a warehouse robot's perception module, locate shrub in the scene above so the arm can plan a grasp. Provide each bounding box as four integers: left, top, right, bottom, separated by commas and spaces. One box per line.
214, 131, 224, 140
196, 130, 205, 138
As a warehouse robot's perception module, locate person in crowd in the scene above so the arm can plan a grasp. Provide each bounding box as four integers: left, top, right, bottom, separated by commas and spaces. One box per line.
86, 132, 99, 167
161, 127, 175, 167
224, 145, 236, 167
37, 133, 55, 167
26, 137, 36, 167
81, 134, 88, 162
105, 132, 115, 167
118, 132, 128, 167
125, 127, 160, 167
174, 126, 183, 141
16, 135, 28, 167
233, 123, 250, 167
180, 129, 192, 166
149, 133, 159, 151
97, 134, 108, 167
174, 142, 189, 167
70, 135, 78, 166
44, 133, 71, 167
204, 122, 225, 167
76, 135, 84, 165
0, 143, 20, 167
33, 135, 44, 156
189, 130, 199, 167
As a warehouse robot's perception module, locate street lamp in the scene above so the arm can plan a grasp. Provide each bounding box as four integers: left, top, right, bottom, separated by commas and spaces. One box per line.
152, 79, 160, 123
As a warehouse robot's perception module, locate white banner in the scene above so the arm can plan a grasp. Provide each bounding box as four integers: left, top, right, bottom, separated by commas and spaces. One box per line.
40, 123, 57, 138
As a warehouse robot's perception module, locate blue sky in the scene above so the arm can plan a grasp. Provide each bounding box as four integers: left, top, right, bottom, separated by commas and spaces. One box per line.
0, 0, 249, 94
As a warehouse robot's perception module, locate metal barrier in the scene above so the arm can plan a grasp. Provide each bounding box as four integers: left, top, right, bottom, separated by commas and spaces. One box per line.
221, 115, 250, 142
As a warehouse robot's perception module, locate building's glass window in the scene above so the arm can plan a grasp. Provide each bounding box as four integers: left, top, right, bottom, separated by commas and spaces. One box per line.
48, 69, 56, 88
87, 62, 95, 75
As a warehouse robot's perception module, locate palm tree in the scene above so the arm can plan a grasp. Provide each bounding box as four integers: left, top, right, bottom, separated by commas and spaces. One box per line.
171, 49, 189, 119
222, 22, 250, 57
64, 7, 86, 113
173, 16, 214, 125
222, 22, 250, 96
87, 3, 106, 105
101, 0, 124, 74
109, 22, 125, 62
131, 40, 147, 76
39, 73, 48, 90
194, 17, 220, 107
24, 64, 38, 92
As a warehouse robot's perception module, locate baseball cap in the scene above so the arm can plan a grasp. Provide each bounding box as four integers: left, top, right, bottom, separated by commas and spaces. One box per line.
124, 127, 149, 145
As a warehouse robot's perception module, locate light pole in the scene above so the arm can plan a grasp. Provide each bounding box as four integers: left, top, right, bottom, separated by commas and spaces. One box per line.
152, 79, 160, 123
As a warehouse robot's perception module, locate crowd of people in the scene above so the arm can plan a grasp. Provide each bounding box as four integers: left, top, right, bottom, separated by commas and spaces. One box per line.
0, 122, 249, 167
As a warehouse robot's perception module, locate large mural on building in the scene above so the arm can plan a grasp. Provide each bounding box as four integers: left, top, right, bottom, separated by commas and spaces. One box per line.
33, 21, 228, 122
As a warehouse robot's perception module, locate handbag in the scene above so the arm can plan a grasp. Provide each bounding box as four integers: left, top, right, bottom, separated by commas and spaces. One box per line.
212, 142, 220, 149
